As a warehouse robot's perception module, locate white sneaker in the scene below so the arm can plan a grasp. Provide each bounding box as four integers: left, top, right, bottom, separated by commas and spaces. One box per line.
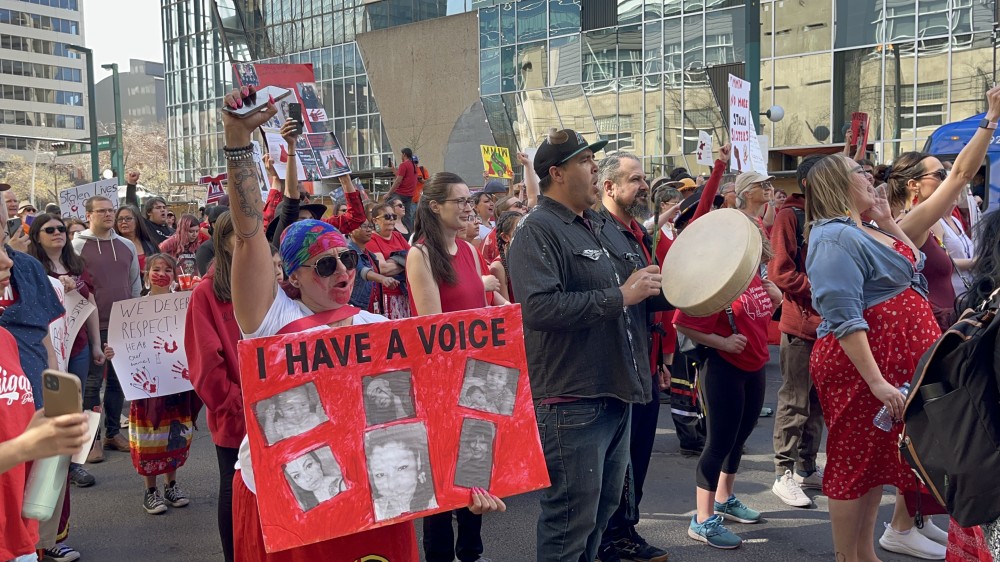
916, 518, 949, 545
879, 523, 946, 560
792, 467, 823, 490
772, 470, 811, 507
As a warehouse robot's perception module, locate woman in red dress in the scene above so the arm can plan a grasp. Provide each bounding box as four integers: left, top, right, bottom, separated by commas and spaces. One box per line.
407, 171, 507, 562
805, 154, 941, 562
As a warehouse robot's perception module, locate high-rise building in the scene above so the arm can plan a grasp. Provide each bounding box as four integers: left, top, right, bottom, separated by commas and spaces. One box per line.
162, 0, 999, 188
0, 0, 88, 161
95, 59, 166, 127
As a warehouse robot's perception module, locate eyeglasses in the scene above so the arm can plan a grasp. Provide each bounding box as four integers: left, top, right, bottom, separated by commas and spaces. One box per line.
378, 213, 397, 221
299, 250, 359, 277
117, 216, 135, 223
360, 223, 375, 230
443, 197, 475, 207
41, 226, 67, 234
917, 169, 948, 182
393, 202, 404, 208
851, 166, 868, 177
90, 208, 115, 215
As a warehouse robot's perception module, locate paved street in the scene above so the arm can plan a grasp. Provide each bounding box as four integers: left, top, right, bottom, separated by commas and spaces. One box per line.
69, 351, 938, 561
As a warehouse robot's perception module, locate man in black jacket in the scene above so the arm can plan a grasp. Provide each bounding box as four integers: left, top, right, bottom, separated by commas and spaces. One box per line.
595, 152, 670, 562
508, 130, 661, 562
124, 171, 174, 245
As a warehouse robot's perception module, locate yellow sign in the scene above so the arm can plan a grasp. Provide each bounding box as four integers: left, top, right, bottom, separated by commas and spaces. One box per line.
480, 145, 514, 179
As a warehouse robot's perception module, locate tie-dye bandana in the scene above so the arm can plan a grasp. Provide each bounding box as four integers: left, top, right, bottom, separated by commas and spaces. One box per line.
279, 219, 348, 276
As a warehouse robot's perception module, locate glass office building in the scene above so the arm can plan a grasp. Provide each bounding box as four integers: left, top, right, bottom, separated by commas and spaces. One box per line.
163, 0, 998, 185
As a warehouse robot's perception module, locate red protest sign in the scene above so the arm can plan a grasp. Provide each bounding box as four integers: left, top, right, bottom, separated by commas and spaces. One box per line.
236, 305, 548, 553
850, 112, 870, 154
199, 173, 227, 204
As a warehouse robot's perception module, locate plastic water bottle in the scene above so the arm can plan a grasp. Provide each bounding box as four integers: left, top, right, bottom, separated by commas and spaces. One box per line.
873, 383, 910, 432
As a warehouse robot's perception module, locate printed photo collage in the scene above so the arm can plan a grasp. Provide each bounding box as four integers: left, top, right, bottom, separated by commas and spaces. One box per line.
251, 358, 521, 522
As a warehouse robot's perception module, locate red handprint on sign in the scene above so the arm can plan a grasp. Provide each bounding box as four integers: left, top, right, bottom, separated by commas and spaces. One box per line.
130, 369, 158, 395
153, 336, 179, 354
171, 361, 190, 381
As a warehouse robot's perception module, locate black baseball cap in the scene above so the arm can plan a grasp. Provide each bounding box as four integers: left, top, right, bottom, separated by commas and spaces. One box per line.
533, 129, 608, 181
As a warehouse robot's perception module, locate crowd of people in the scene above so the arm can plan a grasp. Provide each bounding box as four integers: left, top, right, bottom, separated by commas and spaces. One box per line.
2, 83, 1000, 562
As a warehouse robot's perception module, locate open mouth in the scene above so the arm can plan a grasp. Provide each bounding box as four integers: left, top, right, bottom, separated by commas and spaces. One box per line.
334, 279, 349, 289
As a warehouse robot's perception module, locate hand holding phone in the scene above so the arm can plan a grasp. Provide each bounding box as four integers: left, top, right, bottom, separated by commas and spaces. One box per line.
288, 103, 303, 135
221, 85, 292, 118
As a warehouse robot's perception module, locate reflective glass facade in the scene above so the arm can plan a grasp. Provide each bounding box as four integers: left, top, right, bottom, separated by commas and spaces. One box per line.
480, 0, 998, 170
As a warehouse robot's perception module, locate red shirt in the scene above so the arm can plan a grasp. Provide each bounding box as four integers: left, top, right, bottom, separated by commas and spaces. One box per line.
185, 275, 246, 448
409, 241, 487, 315
366, 231, 411, 296
673, 275, 772, 371
0, 327, 39, 560
394, 160, 418, 197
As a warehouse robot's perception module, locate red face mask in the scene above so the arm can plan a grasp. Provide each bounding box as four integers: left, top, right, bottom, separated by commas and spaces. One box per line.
150, 273, 172, 288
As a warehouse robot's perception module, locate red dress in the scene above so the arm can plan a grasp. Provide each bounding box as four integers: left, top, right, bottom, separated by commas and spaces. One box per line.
810, 241, 941, 500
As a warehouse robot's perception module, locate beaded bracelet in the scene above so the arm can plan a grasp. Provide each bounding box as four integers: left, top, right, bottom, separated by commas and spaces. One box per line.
223, 143, 253, 154
224, 150, 255, 162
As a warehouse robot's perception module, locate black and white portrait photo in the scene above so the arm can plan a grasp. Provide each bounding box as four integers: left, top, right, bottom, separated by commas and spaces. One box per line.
362, 371, 416, 426
455, 418, 496, 489
253, 382, 328, 445
283, 446, 347, 512
457, 359, 519, 416
364, 423, 438, 521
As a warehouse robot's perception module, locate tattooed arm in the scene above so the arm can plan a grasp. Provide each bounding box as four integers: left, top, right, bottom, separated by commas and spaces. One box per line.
221, 86, 279, 333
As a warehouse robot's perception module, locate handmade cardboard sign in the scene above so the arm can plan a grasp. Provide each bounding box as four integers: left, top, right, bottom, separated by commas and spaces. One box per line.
48, 288, 95, 372
480, 145, 514, 179
107, 293, 193, 401
237, 305, 548, 553
728, 74, 754, 174
59, 179, 119, 220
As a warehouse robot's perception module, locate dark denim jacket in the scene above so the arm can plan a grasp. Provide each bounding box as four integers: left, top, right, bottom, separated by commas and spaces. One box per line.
508, 196, 651, 404
806, 218, 929, 339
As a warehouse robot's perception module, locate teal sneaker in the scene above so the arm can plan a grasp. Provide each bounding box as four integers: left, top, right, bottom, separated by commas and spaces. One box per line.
714, 495, 761, 523
688, 514, 742, 549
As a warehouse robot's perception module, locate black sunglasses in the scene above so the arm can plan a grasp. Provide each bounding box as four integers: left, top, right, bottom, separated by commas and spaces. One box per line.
917, 169, 948, 182
299, 250, 359, 277
42, 226, 67, 234
378, 213, 398, 221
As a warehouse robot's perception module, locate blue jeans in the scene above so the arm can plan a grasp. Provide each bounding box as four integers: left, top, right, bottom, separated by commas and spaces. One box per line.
535, 398, 631, 562
67, 344, 90, 392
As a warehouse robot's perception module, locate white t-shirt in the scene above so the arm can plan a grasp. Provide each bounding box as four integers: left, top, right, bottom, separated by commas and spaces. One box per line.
237, 289, 386, 494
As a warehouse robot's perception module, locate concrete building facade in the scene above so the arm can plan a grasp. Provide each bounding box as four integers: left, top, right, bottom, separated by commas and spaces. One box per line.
95, 59, 166, 127
0, 0, 88, 161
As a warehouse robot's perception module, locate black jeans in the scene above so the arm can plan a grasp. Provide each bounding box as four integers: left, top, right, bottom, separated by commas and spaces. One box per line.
82, 329, 124, 438
422, 508, 483, 562
215, 446, 239, 562
604, 383, 660, 542
696, 350, 766, 491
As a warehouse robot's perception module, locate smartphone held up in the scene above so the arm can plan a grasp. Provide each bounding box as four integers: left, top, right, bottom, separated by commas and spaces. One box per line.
221, 85, 292, 119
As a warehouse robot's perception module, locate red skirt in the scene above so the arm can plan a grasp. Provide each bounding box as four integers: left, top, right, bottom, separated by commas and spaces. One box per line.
810, 289, 941, 500
232, 471, 419, 561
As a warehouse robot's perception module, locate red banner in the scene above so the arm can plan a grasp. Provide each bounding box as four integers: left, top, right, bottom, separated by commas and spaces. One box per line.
236, 305, 548, 553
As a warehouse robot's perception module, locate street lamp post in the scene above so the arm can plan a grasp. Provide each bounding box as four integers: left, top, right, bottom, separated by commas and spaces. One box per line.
67, 44, 99, 182
101, 62, 124, 180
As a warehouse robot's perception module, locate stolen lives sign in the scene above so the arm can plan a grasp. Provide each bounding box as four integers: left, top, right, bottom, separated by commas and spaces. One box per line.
237, 305, 549, 552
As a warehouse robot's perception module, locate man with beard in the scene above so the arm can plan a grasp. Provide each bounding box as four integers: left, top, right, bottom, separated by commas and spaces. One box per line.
595, 152, 670, 562
508, 130, 662, 562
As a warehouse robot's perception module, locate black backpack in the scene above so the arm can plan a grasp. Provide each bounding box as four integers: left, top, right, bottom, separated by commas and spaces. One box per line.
900, 288, 1000, 528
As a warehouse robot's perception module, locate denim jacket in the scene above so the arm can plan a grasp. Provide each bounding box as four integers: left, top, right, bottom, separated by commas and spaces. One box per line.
507, 196, 651, 404
806, 217, 928, 340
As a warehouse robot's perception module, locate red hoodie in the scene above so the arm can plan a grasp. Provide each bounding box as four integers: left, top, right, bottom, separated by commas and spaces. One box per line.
184, 273, 245, 448
767, 194, 820, 340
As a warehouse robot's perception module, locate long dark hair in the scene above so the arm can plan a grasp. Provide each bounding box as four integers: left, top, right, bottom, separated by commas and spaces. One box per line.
958, 211, 1000, 311
494, 211, 522, 289
412, 172, 466, 286
28, 213, 85, 276
115, 205, 155, 250
211, 211, 235, 303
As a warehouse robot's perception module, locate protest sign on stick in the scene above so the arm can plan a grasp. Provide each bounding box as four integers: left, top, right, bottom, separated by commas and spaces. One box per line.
107, 293, 192, 401
728, 74, 754, 174
237, 305, 548, 553
696, 131, 714, 166
59, 179, 119, 220
480, 145, 514, 179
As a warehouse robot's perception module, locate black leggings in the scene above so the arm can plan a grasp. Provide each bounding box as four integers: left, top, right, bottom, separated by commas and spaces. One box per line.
696, 350, 767, 492
215, 445, 239, 562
